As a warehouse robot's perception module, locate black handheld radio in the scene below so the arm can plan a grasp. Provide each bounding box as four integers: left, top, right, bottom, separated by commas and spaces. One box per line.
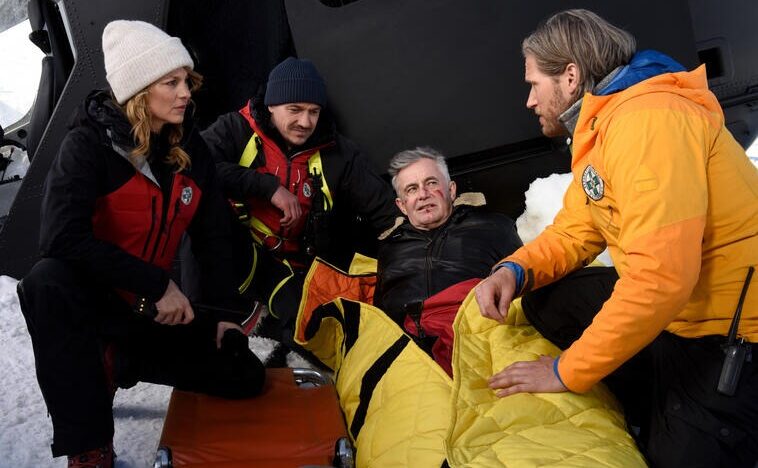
717, 266, 754, 396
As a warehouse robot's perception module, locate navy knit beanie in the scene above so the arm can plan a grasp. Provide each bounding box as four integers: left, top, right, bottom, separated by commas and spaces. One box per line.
264, 57, 327, 107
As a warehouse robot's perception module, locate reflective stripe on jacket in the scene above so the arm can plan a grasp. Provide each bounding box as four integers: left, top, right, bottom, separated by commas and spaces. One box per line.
238, 105, 333, 256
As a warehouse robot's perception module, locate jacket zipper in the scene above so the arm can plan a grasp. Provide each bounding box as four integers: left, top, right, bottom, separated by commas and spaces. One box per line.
425, 235, 434, 298
160, 199, 181, 258
272, 141, 335, 237
279, 158, 293, 237
149, 172, 176, 263
141, 196, 157, 258
424, 229, 448, 298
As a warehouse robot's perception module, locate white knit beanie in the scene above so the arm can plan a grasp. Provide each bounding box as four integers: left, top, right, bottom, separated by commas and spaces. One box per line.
102, 20, 194, 104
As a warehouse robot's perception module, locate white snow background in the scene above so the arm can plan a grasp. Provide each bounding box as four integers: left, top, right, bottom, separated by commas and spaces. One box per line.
2, 15, 758, 468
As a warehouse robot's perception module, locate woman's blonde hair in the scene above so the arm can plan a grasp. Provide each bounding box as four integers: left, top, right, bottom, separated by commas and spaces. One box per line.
121, 67, 203, 171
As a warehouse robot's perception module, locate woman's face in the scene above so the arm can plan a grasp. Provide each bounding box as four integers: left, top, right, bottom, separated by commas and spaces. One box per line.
147, 67, 191, 133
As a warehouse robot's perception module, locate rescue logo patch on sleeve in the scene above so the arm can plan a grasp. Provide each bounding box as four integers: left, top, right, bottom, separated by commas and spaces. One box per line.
302, 181, 312, 198
582, 165, 604, 201
181, 186, 193, 205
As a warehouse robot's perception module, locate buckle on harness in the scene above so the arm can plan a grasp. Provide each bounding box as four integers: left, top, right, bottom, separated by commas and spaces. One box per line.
262, 234, 283, 252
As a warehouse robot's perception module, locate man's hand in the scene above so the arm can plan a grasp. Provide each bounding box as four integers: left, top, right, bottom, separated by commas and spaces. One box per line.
154, 280, 194, 325
488, 355, 568, 397
271, 185, 302, 229
216, 321, 245, 349
475, 266, 517, 323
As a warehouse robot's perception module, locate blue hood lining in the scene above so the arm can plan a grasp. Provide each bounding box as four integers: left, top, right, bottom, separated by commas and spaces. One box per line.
596, 50, 686, 96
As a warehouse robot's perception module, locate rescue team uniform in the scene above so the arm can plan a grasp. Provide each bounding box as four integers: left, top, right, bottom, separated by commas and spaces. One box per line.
202, 93, 397, 340
375, 193, 523, 324
18, 91, 265, 457
503, 51, 758, 466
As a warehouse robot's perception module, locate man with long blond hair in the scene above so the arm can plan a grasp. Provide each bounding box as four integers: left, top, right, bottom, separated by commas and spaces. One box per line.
18, 20, 265, 467
476, 9, 758, 466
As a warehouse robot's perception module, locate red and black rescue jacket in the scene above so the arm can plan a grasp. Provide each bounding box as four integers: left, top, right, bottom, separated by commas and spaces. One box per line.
40, 90, 239, 306
202, 92, 398, 267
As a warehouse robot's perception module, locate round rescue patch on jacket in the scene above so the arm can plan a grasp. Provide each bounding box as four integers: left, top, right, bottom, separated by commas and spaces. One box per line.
181, 186, 193, 205
582, 165, 604, 201
302, 181, 312, 198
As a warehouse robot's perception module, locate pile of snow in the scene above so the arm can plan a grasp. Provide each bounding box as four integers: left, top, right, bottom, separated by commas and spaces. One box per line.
516, 173, 613, 266
516, 173, 572, 243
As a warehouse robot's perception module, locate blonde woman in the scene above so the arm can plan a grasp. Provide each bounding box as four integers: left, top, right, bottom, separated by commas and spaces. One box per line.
18, 20, 265, 467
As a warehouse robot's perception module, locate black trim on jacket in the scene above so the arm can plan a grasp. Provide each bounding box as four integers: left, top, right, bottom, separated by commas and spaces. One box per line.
40, 90, 239, 307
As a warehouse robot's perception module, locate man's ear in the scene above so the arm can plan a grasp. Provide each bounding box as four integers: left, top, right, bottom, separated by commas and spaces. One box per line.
449, 180, 457, 200
267, 105, 274, 114
395, 197, 408, 216
564, 63, 580, 95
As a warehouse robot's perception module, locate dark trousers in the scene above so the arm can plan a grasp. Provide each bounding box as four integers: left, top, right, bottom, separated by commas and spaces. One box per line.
18, 258, 265, 457
522, 267, 758, 468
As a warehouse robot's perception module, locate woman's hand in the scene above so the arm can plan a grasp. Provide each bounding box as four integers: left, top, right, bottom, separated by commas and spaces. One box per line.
154, 279, 194, 325
216, 321, 245, 349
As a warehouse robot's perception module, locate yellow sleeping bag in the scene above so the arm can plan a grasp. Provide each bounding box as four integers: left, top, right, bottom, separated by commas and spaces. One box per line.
295, 257, 645, 467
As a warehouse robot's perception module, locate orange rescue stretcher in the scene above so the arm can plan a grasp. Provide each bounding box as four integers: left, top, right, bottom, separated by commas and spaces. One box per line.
153, 368, 354, 468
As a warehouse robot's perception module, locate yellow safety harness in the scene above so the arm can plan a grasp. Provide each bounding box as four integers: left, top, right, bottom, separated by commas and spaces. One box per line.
236, 132, 333, 318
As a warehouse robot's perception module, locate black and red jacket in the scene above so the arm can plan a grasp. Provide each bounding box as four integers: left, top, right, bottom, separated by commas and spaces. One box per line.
234, 104, 333, 256
201, 92, 399, 266
39, 90, 239, 306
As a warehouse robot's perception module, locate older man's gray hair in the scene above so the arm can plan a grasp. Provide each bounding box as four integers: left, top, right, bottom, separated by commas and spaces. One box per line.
388, 146, 451, 195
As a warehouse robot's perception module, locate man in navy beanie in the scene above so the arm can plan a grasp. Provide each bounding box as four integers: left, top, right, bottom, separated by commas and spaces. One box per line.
202, 57, 398, 348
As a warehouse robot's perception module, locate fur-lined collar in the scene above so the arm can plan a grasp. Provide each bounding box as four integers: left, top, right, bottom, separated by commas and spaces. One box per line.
378, 192, 486, 240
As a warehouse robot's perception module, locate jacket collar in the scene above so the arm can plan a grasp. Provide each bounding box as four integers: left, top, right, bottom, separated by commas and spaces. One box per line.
378, 192, 486, 240
559, 50, 685, 136
79, 90, 195, 184
81, 89, 197, 149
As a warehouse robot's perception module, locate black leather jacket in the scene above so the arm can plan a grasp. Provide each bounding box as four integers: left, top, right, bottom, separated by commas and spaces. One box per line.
374, 194, 523, 323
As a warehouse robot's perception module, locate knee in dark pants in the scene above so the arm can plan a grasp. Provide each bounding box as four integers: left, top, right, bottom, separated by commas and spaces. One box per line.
521, 266, 618, 350
206, 329, 266, 399
19, 259, 65, 313
22, 258, 80, 292
18, 259, 93, 337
